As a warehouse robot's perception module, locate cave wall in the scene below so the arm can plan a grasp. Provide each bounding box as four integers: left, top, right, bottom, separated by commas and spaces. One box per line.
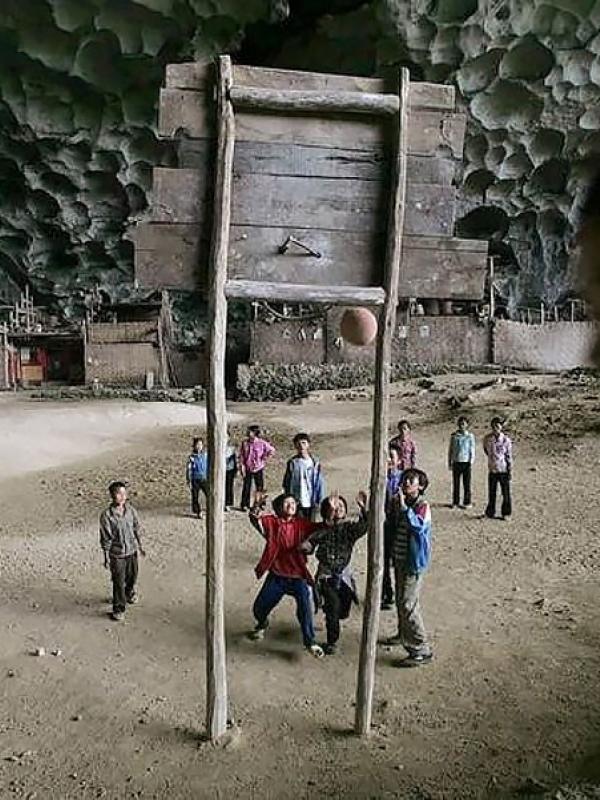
1, 0, 600, 320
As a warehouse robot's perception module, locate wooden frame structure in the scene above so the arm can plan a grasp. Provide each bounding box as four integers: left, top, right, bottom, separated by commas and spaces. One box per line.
204, 55, 409, 740
138, 56, 489, 743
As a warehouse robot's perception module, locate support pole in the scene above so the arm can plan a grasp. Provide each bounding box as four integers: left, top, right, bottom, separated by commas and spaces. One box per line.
355, 67, 409, 736
488, 256, 495, 320
206, 54, 234, 742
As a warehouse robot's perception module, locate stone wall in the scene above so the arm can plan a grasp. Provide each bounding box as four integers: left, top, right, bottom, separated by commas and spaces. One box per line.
494, 320, 597, 371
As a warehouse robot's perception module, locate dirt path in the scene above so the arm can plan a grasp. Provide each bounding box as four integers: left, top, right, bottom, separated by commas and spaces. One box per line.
1, 376, 599, 799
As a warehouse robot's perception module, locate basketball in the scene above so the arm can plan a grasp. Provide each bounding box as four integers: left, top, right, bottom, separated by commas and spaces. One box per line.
340, 307, 378, 346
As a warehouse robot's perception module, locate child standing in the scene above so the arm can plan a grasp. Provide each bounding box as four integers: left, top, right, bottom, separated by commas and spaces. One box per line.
448, 416, 475, 509
384, 468, 433, 667
225, 437, 237, 511
248, 492, 324, 658
302, 491, 368, 655
99, 481, 145, 622
389, 419, 417, 470
382, 445, 403, 610
186, 437, 208, 519
282, 433, 326, 520
483, 417, 513, 520
239, 426, 275, 511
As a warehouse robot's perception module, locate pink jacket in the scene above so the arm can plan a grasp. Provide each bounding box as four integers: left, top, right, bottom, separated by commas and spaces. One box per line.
239, 437, 275, 474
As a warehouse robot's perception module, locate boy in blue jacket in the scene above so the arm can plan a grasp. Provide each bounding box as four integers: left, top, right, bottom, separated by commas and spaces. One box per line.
282, 433, 326, 520
384, 468, 433, 667
186, 436, 209, 519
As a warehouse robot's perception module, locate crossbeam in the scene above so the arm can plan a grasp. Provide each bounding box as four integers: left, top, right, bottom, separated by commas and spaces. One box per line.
229, 86, 399, 116
225, 279, 386, 305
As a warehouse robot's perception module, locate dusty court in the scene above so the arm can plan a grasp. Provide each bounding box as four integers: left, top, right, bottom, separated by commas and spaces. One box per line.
1, 372, 600, 799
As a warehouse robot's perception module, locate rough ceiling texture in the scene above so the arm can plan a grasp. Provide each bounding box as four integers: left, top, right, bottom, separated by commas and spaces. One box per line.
1, 0, 600, 318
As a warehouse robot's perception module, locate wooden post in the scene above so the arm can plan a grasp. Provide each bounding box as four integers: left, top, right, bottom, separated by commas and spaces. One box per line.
570, 300, 575, 323
540, 301, 545, 325
488, 256, 495, 320
205, 54, 234, 742
355, 67, 409, 736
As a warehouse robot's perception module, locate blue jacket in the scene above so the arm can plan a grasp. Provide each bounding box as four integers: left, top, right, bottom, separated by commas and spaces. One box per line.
187, 452, 208, 482
391, 497, 432, 574
282, 455, 326, 509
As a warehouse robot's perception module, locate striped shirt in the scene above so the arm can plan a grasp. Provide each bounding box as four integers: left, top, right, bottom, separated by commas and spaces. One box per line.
310, 512, 368, 577
390, 496, 431, 573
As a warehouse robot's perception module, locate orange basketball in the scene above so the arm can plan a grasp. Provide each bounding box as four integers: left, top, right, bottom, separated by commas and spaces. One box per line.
340, 307, 378, 346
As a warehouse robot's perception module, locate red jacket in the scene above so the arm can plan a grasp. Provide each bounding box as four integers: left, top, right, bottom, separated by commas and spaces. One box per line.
255, 515, 320, 582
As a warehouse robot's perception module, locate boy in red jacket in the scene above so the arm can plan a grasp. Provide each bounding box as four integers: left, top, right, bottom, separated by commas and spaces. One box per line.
248, 492, 324, 658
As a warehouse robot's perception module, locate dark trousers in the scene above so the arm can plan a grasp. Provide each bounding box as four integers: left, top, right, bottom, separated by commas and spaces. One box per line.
320, 578, 354, 646
452, 462, 472, 506
241, 469, 264, 510
253, 573, 315, 647
191, 479, 208, 515
225, 469, 236, 508
382, 519, 395, 605
485, 472, 512, 518
109, 554, 138, 614
298, 506, 313, 520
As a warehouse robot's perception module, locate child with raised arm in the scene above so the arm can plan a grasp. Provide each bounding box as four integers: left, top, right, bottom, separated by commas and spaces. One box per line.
384, 468, 433, 667
186, 436, 209, 519
282, 432, 326, 520
382, 445, 404, 610
389, 419, 417, 470
99, 481, 145, 622
448, 416, 475, 509
302, 491, 368, 655
239, 426, 275, 511
248, 492, 324, 658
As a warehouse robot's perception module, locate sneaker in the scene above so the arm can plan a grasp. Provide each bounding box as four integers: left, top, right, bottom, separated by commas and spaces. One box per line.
111, 611, 125, 622
307, 644, 324, 659
322, 643, 337, 656
126, 591, 138, 605
248, 623, 267, 641
464, 504, 473, 510
398, 652, 433, 668
380, 601, 393, 611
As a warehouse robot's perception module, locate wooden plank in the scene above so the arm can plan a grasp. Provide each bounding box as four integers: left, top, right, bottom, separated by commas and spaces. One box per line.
165, 61, 455, 110
229, 86, 399, 116
205, 54, 233, 743
133, 222, 487, 298
355, 67, 410, 737
177, 139, 457, 184
151, 168, 455, 235
225, 280, 385, 305
159, 89, 465, 156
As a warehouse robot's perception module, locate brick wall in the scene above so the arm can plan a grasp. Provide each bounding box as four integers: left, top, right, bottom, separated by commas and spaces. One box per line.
494, 320, 597, 371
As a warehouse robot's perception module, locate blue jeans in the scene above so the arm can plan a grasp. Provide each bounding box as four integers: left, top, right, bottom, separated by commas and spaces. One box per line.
253, 573, 315, 647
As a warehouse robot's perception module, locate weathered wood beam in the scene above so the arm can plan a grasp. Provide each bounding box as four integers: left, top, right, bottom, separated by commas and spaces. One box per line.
205, 54, 233, 743
229, 86, 399, 116
355, 67, 410, 737
224, 280, 386, 306
164, 62, 456, 110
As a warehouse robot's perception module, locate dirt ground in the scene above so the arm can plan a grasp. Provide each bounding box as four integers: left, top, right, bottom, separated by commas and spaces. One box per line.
1, 371, 600, 799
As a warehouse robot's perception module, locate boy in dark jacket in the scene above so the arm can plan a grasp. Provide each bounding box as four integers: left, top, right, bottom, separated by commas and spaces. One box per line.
186, 437, 208, 519
248, 492, 324, 658
302, 491, 368, 655
99, 481, 145, 622
384, 468, 433, 667
282, 433, 326, 520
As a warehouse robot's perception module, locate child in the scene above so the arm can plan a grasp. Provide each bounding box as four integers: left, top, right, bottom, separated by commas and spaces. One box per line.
483, 417, 513, 520
384, 468, 433, 667
302, 491, 368, 655
448, 416, 475, 509
186, 437, 208, 519
282, 432, 326, 519
388, 419, 417, 470
248, 492, 324, 658
239, 426, 275, 511
382, 445, 403, 610
99, 481, 145, 622
225, 437, 237, 511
